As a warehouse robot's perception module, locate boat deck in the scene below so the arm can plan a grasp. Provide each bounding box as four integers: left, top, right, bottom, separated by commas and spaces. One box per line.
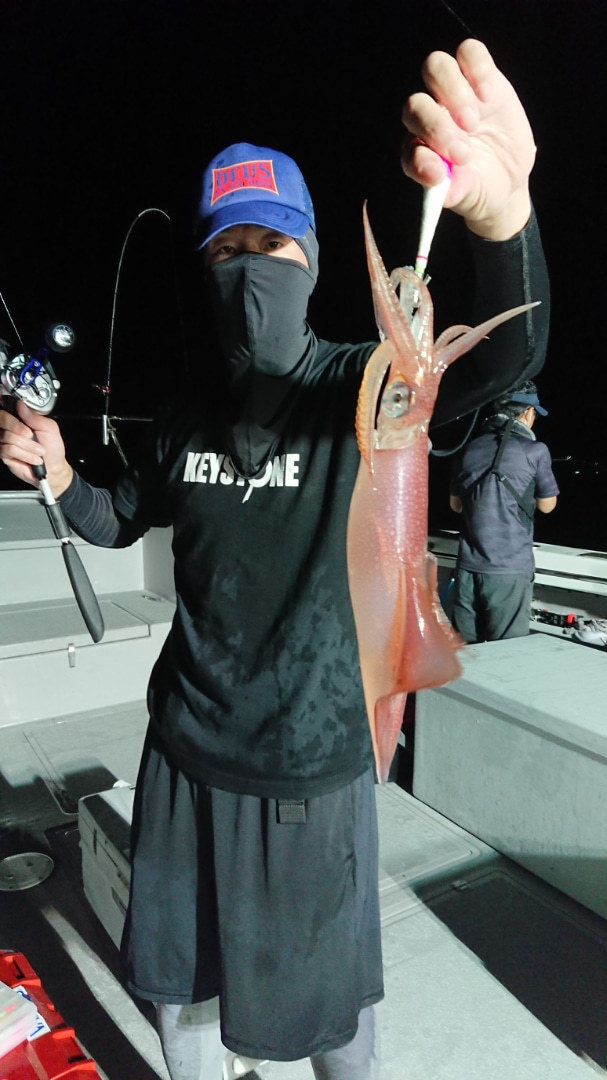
2, 496, 606, 1078
1, 705, 606, 1080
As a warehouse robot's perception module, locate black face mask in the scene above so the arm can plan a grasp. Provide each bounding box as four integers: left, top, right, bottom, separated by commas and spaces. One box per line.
205, 240, 319, 478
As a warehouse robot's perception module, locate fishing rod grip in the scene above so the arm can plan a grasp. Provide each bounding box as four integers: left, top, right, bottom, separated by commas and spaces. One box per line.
40, 490, 72, 542
36, 476, 105, 644
61, 542, 105, 643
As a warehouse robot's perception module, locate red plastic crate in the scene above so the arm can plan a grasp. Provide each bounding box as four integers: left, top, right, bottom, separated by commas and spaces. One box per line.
0, 951, 103, 1079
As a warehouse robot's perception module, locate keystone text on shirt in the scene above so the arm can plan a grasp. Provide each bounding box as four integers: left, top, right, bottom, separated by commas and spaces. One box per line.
183, 451, 300, 503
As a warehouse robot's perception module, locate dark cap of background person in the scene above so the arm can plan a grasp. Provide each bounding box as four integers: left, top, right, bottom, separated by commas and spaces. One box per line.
493, 379, 549, 417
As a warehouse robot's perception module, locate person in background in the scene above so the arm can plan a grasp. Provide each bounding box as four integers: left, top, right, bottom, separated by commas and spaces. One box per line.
449, 379, 558, 644
1, 40, 550, 1080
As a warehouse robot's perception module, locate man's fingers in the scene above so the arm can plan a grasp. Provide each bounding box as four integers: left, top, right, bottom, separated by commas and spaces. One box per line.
420, 47, 482, 133
401, 138, 459, 189
405, 40, 500, 155
1, 401, 34, 440
0, 402, 46, 461
401, 92, 472, 180
16, 400, 41, 426
453, 39, 498, 105
0, 419, 43, 457
422, 40, 496, 111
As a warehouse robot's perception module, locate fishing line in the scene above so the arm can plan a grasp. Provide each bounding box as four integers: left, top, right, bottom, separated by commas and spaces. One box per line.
0, 287, 26, 350
436, 0, 477, 39
430, 406, 480, 457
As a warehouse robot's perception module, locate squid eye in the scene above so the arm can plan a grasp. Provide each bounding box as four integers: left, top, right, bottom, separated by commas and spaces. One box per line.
381, 380, 414, 419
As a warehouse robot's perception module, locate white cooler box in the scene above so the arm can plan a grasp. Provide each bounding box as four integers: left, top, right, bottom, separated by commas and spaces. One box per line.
78, 784, 267, 1079
79, 783, 133, 950
413, 633, 607, 919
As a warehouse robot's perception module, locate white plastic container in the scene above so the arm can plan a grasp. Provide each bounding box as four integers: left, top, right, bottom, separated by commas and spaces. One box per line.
0, 980, 37, 1059
79, 784, 134, 950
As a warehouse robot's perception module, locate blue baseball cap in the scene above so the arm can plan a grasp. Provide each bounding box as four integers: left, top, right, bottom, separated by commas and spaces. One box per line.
195, 142, 315, 249
508, 391, 548, 416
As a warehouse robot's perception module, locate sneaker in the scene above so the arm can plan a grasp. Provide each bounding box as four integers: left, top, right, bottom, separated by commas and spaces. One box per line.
224, 1054, 268, 1079
571, 618, 607, 647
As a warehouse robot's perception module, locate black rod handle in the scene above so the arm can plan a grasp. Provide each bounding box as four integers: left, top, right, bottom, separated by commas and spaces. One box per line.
60, 540, 105, 643
37, 476, 105, 643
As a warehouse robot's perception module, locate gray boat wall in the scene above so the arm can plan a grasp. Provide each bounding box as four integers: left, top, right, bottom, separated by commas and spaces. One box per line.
0, 491, 175, 725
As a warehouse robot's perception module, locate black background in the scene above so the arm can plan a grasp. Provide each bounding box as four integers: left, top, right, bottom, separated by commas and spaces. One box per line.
1, 0, 606, 547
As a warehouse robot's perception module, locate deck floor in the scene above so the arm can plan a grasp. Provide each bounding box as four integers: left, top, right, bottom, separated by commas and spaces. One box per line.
1, 708, 606, 1079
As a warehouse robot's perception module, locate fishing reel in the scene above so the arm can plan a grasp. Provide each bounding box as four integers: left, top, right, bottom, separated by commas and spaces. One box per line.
0, 323, 75, 415
0, 319, 103, 642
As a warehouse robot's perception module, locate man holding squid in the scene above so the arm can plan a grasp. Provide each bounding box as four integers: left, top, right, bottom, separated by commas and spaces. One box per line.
0, 40, 549, 1080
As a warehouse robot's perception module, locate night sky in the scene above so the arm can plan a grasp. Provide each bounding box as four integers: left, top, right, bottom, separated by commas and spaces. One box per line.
2, 0, 606, 547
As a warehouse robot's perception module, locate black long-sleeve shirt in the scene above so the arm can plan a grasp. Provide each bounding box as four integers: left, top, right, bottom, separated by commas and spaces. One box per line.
60, 209, 550, 797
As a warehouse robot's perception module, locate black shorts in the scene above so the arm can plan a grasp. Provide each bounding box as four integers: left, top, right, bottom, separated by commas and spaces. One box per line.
121, 731, 384, 1061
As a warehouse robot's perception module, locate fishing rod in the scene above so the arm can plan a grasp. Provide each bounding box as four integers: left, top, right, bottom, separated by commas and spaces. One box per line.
95, 207, 176, 467
0, 302, 104, 643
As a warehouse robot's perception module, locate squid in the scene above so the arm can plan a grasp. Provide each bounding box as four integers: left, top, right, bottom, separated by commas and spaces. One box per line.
347, 202, 536, 782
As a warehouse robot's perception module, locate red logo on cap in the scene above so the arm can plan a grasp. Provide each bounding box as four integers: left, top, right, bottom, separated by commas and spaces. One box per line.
211, 159, 278, 205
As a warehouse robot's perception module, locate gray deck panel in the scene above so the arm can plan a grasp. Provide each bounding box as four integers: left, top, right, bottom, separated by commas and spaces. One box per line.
1, 709, 604, 1079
